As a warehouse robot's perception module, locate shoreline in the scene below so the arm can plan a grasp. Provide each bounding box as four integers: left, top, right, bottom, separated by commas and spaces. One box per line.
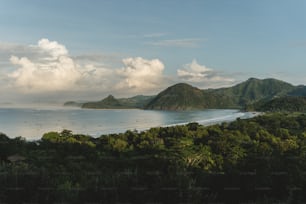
1, 109, 261, 141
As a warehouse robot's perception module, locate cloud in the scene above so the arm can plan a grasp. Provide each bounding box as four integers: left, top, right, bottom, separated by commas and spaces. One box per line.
37, 38, 68, 59
0, 42, 40, 66
146, 38, 203, 48
116, 57, 166, 93
77, 64, 114, 90
9, 55, 81, 92
177, 59, 235, 88
4, 38, 238, 103
8, 39, 82, 92
177, 59, 212, 81
6, 39, 169, 98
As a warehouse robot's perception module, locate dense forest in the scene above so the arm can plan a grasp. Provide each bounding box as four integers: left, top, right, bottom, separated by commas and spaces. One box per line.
245, 96, 306, 112
1, 113, 306, 203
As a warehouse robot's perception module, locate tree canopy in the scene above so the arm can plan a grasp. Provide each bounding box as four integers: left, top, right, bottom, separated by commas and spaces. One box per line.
1, 113, 306, 203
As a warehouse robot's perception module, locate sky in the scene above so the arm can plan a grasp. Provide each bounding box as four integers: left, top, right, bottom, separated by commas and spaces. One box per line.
1, 0, 306, 104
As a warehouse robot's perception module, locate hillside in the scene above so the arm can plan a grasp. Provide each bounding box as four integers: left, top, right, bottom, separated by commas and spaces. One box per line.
63, 101, 83, 107
81, 95, 154, 109
118, 95, 155, 108
145, 78, 296, 110
66, 77, 305, 110
82, 95, 125, 109
245, 96, 306, 112
288, 85, 306, 96
211, 78, 295, 106
145, 83, 207, 110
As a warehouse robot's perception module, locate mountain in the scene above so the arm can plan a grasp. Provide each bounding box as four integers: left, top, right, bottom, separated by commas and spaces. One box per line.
82, 95, 126, 109
65, 77, 306, 110
145, 83, 208, 110
211, 78, 295, 106
287, 85, 306, 96
245, 96, 306, 112
81, 95, 154, 109
64, 101, 83, 107
145, 78, 296, 110
118, 95, 155, 108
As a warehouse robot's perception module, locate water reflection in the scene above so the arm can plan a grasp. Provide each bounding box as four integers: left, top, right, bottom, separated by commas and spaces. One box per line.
0, 107, 253, 140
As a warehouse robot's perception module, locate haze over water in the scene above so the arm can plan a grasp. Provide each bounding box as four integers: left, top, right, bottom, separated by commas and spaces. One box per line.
0, 107, 255, 140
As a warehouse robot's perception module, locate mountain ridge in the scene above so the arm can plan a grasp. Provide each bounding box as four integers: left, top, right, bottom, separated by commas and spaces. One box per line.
65, 78, 304, 110
145, 83, 207, 110
81, 94, 155, 109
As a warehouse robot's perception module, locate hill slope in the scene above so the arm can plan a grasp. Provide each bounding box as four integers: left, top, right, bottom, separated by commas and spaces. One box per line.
146, 78, 296, 110
67, 77, 304, 110
211, 78, 294, 106
82, 95, 123, 109
145, 83, 207, 110
81, 95, 154, 109
245, 96, 306, 112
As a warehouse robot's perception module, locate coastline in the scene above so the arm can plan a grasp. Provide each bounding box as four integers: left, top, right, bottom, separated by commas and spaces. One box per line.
0, 108, 261, 140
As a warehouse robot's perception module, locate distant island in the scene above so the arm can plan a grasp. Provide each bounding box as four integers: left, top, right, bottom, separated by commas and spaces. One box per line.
80, 95, 154, 109
65, 77, 306, 111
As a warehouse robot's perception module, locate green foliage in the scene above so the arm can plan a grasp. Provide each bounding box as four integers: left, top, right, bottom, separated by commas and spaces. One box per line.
2, 114, 306, 203
145, 83, 210, 110
146, 78, 298, 110
109, 137, 129, 153
81, 94, 154, 109
71, 78, 306, 110
42, 130, 95, 147
42, 131, 61, 142
245, 96, 306, 112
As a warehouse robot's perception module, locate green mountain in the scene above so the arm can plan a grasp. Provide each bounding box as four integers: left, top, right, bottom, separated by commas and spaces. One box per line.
66, 77, 305, 110
82, 95, 126, 109
245, 96, 306, 112
211, 77, 294, 105
118, 95, 155, 108
64, 101, 83, 107
145, 83, 208, 110
288, 85, 306, 96
81, 95, 154, 109
145, 78, 296, 110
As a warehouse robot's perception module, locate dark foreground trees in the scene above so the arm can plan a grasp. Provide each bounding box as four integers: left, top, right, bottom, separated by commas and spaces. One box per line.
1, 113, 306, 203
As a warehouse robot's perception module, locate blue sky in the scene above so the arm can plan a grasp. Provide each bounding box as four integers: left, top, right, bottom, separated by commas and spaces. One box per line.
1, 0, 306, 103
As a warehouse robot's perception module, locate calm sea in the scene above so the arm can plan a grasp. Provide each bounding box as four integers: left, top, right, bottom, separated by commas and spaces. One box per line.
0, 106, 256, 140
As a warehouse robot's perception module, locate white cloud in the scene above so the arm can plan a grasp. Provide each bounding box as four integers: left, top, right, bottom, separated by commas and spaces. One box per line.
116, 57, 165, 93
9, 55, 81, 92
77, 64, 114, 89
37, 38, 68, 59
177, 59, 235, 88
8, 39, 81, 92
6, 39, 168, 97
177, 59, 212, 81
4, 38, 238, 103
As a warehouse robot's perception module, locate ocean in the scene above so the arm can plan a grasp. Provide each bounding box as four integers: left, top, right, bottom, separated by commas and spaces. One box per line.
0, 106, 256, 140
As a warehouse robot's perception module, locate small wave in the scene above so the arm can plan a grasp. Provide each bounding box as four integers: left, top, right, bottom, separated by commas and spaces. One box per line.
162, 112, 253, 128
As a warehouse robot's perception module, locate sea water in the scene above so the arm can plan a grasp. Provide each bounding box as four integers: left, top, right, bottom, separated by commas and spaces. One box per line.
0, 106, 257, 140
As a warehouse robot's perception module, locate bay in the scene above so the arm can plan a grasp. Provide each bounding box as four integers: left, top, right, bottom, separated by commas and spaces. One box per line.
0, 106, 257, 140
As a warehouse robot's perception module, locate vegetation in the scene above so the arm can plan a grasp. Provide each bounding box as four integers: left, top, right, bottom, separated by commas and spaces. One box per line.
1, 113, 306, 203
145, 83, 210, 110
63, 101, 83, 107
246, 96, 306, 112
211, 77, 294, 106
145, 78, 296, 110
79, 95, 154, 109
68, 77, 306, 110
